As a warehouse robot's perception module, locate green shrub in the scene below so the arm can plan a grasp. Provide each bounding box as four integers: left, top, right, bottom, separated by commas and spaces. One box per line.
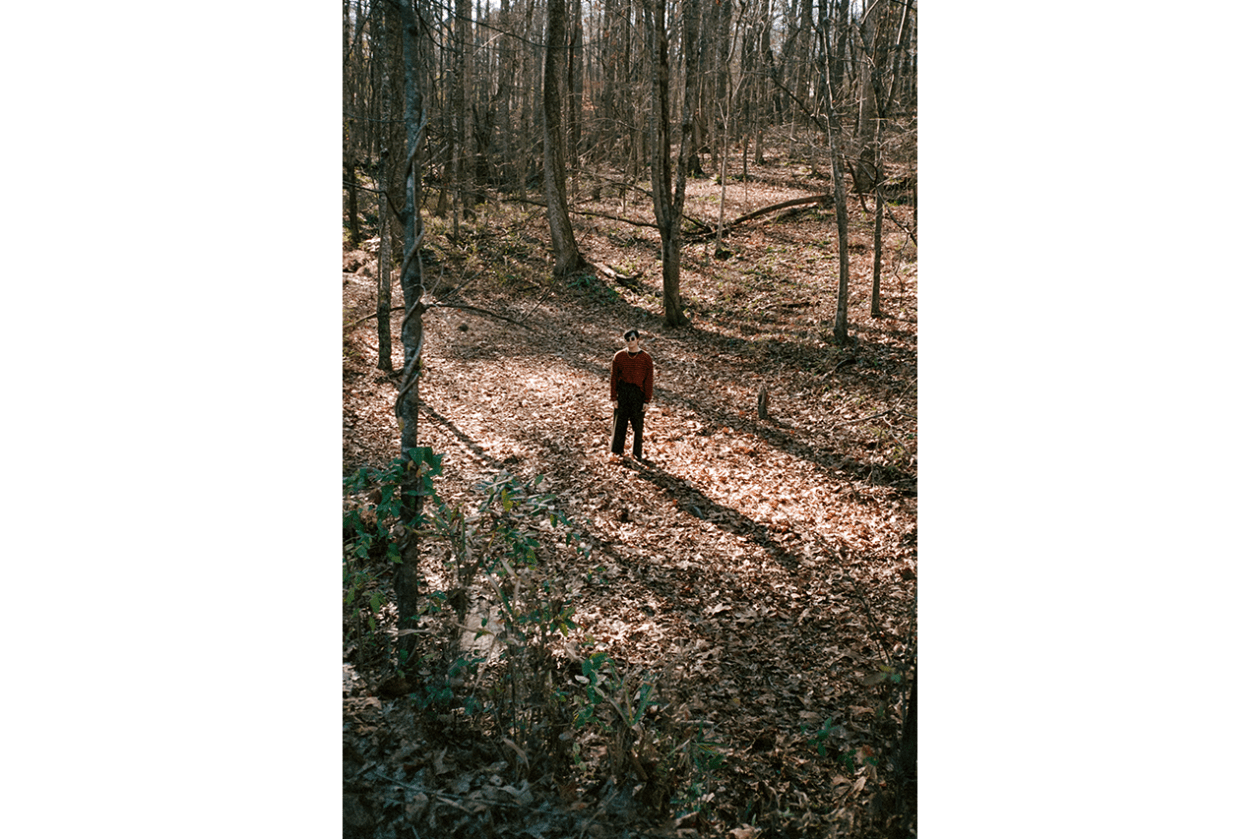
343, 451, 720, 800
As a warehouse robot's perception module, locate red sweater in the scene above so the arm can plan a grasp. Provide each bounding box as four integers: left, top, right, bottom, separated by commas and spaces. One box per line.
611, 349, 654, 402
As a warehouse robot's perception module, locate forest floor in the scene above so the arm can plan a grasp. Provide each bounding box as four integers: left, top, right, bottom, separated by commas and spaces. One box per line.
342, 152, 918, 838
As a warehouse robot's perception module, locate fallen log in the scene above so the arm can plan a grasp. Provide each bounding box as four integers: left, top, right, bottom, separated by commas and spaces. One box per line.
727, 193, 835, 228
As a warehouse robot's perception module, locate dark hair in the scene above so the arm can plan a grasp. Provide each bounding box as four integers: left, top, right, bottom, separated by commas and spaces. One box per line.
623, 329, 640, 341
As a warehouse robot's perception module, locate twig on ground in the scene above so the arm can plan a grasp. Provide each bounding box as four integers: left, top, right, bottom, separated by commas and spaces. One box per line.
367, 770, 549, 813
347, 306, 405, 329
837, 408, 916, 425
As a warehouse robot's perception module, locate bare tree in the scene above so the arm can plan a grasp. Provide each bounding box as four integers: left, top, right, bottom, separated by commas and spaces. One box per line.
871, 115, 884, 318
857, 0, 915, 315
566, 0, 584, 169
886, 0, 916, 114
453, 0, 473, 236
713, 0, 752, 259
852, 0, 903, 192
741, 0, 775, 166
377, 150, 395, 370
349, 0, 914, 352
375, 2, 394, 370
344, 0, 364, 248
820, 0, 853, 345
543, 0, 585, 275
644, 0, 700, 327
391, 0, 429, 668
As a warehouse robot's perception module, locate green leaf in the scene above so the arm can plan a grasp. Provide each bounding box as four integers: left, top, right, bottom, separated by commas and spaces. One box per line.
634, 683, 654, 723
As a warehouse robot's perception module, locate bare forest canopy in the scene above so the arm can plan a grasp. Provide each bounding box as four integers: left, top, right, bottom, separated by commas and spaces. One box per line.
343, 1, 916, 838
343, 0, 917, 246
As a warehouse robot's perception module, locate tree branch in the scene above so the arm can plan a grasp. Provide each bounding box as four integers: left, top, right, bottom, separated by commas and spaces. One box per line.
399, 234, 427, 279
837, 408, 916, 426
504, 195, 710, 235
405, 107, 429, 169
430, 301, 537, 331
346, 306, 405, 329
343, 179, 407, 230
344, 180, 387, 195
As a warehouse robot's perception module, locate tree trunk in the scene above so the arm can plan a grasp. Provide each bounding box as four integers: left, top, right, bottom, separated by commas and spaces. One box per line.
871, 186, 883, 317
567, 0, 583, 169
755, 3, 771, 164
375, 9, 394, 371
646, 0, 694, 328
435, 39, 452, 219
898, 673, 917, 780
345, 156, 361, 247
821, 0, 852, 345
343, 0, 362, 248
543, 0, 584, 275
795, 0, 815, 127
854, 79, 877, 191
853, 0, 889, 193
894, 670, 917, 829
886, 0, 913, 114
393, 0, 427, 669
714, 88, 733, 258
377, 145, 394, 369
451, 0, 472, 236
493, 3, 515, 186
871, 107, 885, 318
828, 137, 850, 345
661, 223, 685, 324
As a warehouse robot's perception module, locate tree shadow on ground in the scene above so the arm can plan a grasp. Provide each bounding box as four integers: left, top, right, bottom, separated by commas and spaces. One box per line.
416, 397, 505, 471
684, 321, 917, 398
622, 458, 803, 571
471, 296, 917, 496
655, 384, 917, 495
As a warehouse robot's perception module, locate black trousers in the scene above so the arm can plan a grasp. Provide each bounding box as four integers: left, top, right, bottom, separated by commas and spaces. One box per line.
611, 383, 646, 457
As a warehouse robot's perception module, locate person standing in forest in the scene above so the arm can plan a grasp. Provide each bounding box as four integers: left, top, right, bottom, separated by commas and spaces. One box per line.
610, 329, 654, 462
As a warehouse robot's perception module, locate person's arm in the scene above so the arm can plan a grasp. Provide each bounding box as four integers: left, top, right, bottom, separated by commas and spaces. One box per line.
610, 355, 619, 401
644, 356, 654, 403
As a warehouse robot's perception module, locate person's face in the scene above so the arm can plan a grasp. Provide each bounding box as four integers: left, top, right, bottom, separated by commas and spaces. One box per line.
626, 334, 640, 351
